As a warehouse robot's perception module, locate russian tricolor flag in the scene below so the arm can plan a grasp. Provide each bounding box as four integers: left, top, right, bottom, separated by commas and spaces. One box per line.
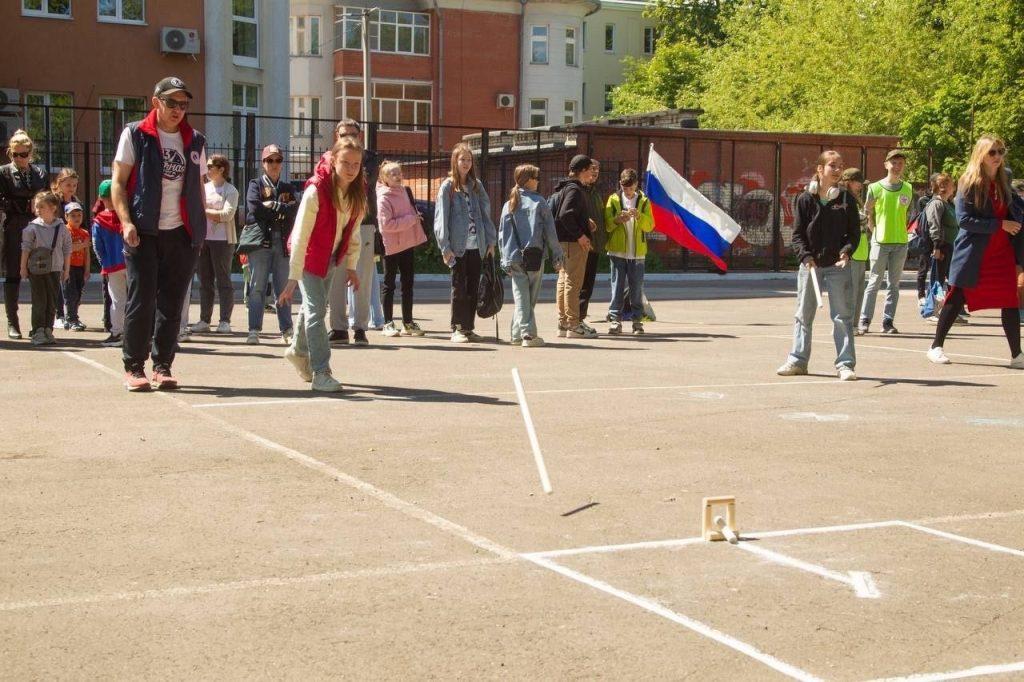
645, 146, 741, 271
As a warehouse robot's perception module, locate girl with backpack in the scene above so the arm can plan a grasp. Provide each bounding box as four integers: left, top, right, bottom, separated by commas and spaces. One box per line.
433, 143, 497, 344
499, 164, 563, 346
928, 136, 1024, 367
376, 160, 426, 337
278, 136, 366, 392
776, 151, 861, 381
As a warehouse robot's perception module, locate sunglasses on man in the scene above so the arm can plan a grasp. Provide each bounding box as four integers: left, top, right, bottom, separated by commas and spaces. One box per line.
159, 97, 190, 111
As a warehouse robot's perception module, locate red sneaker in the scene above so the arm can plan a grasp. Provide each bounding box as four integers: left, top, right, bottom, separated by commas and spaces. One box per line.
151, 367, 179, 390
124, 368, 151, 392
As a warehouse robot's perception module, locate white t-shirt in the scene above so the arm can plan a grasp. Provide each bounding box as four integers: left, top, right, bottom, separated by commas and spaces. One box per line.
205, 181, 229, 241
114, 125, 207, 231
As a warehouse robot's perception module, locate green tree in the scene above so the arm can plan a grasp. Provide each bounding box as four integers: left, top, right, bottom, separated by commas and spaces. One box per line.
609, 40, 707, 115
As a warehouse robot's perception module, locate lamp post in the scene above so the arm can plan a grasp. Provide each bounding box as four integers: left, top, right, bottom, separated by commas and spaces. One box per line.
361, 7, 379, 152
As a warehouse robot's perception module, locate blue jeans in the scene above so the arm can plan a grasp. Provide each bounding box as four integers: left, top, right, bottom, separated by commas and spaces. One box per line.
247, 233, 292, 333
608, 255, 645, 322
850, 258, 867, 321
292, 265, 335, 374
788, 263, 856, 370
329, 223, 375, 331
508, 264, 543, 341
860, 242, 908, 325
346, 259, 385, 328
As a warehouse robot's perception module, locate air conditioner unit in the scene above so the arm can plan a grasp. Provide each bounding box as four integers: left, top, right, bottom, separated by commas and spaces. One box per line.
160, 27, 201, 55
0, 88, 20, 115
496, 93, 515, 109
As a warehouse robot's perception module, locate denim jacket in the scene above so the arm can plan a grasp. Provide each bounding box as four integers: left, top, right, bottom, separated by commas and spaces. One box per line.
433, 177, 496, 257
498, 188, 564, 269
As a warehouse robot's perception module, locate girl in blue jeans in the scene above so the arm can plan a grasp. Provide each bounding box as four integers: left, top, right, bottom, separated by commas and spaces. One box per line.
777, 150, 861, 381
498, 164, 563, 346
279, 137, 366, 392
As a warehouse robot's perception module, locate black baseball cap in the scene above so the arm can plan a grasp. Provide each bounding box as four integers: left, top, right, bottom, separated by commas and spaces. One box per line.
154, 76, 193, 99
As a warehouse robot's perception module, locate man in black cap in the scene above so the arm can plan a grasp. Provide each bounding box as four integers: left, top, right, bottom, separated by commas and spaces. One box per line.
111, 76, 208, 391
552, 154, 598, 338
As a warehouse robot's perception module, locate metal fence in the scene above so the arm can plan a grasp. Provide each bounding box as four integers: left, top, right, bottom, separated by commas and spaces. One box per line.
6, 103, 919, 272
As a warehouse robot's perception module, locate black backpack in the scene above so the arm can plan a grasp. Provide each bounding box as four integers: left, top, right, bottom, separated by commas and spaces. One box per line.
907, 193, 933, 258
476, 252, 504, 319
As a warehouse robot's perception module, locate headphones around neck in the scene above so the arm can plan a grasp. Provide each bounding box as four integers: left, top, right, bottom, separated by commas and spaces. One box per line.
807, 179, 841, 201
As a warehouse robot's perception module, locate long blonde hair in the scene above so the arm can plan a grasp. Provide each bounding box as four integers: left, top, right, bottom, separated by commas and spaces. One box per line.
329, 135, 366, 219
508, 164, 539, 213
959, 134, 1011, 208
51, 167, 79, 195
377, 160, 401, 188
449, 143, 480, 194
7, 129, 33, 161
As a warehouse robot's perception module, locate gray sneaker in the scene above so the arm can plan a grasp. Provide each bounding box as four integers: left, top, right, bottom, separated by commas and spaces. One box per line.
567, 324, 597, 339
776, 361, 808, 376
44, 328, 56, 345
189, 320, 210, 333
246, 331, 260, 345
30, 329, 47, 346
311, 370, 343, 392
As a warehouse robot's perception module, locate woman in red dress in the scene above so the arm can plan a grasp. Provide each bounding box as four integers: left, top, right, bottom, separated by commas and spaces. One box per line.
929, 135, 1024, 367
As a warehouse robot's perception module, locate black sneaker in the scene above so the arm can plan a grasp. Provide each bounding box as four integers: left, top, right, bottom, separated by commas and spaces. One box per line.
881, 324, 900, 335
353, 329, 369, 346
101, 333, 123, 347
329, 329, 349, 345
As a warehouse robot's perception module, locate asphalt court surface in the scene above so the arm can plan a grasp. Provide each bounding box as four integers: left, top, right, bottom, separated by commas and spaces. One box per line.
2, 278, 1024, 680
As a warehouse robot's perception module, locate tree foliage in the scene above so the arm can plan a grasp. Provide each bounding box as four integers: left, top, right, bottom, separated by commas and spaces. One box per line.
612, 0, 1024, 177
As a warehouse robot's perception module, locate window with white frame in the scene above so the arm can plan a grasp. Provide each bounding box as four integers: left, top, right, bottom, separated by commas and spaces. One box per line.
563, 100, 576, 125
231, 84, 259, 154
99, 96, 147, 172
232, 0, 259, 66
98, 0, 144, 23
24, 92, 74, 170
21, 0, 70, 17
291, 97, 321, 137
565, 27, 577, 67
335, 7, 429, 56
530, 26, 548, 64
644, 26, 657, 55
529, 99, 547, 128
604, 23, 615, 52
290, 15, 321, 56
604, 84, 614, 112
334, 80, 432, 132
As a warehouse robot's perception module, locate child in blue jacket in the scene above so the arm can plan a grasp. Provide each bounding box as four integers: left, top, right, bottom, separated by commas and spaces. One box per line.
91, 180, 126, 347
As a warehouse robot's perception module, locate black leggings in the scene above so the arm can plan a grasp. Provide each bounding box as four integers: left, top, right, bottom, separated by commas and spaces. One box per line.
382, 247, 414, 324
932, 287, 1021, 356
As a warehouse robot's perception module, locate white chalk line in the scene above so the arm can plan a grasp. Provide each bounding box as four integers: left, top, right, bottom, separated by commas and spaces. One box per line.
523, 554, 822, 682
755, 334, 1009, 363
511, 368, 553, 494
62, 352, 517, 561
867, 660, 1024, 681
735, 543, 880, 599
913, 508, 1024, 525
0, 557, 509, 613
524, 520, 903, 559
897, 522, 1024, 559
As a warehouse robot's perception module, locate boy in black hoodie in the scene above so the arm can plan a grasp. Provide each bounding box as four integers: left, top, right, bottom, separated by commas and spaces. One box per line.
554, 155, 598, 338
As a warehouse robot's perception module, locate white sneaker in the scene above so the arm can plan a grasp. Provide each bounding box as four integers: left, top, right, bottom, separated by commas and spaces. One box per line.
311, 370, 343, 392
927, 346, 951, 364
403, 321, 425, 336
776, 361, 807, 376
926, 315, 940, 323
284, 347, 313, 382
216, 321, 231, 334
1010, 353, 1024, 369
189, 320, 210, 333
609, 321, 622, 335
451, 330, 470, 343
246, 331, 260, 345
557, 327, 567, 338
838, 367, 857, 381
522, 335, 545, 347
382, 321, 401, 337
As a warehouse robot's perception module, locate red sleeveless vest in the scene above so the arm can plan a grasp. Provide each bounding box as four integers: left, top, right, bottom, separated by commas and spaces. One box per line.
303, 154, 361, 278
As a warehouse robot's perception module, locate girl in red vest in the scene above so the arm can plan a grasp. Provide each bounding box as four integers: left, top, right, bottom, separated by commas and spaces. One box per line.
279, 137, 367, 392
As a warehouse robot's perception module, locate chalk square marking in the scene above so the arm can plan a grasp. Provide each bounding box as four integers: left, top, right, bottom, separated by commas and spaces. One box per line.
524, 519, 1024, 681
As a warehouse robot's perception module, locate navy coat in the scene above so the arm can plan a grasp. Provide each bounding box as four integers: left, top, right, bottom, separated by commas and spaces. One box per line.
949, 185, 1024, 289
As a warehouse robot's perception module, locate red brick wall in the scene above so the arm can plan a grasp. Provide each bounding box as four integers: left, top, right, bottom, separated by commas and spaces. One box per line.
0, 2, 207, 141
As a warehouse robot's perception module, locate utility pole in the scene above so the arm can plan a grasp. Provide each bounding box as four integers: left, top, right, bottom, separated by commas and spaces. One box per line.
362, 7, 378, 152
